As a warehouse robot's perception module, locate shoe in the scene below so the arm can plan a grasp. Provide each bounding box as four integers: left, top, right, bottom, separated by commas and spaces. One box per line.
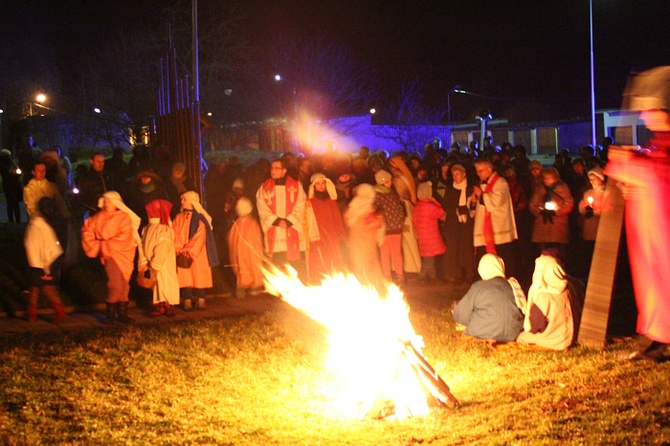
116, 301, 135, 324
149, 303, 166, 317
182, 298, 193, 311
196, 297, 206, 311
628, 351, 661, 363
164, 304, 176, 317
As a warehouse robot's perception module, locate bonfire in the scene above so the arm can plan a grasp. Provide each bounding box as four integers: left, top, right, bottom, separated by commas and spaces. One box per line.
263, 265, 459, 420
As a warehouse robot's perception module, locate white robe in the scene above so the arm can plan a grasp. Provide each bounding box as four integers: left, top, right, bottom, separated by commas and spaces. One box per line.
140, 219, 180, 306
256, 181, 308, 254
472, 173, 518, 247
24, 216, 63, 275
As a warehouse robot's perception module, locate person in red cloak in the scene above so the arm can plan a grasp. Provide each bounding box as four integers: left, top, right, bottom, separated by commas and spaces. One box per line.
306, 173, 346, 283
605, 66, 670, 362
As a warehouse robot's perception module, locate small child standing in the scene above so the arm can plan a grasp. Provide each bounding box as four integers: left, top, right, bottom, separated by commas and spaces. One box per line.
228, 197, 266, 299
412, 182, 446, 282
374, 169, 406, 285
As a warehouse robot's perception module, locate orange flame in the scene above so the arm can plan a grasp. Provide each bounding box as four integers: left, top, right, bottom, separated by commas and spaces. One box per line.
263, 265, 436, 420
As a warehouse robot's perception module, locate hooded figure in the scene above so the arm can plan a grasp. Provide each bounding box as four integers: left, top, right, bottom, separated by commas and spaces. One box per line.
452, 254, 524, 342
307, 173, 345, 282
516, 255, 574, 350
173, 191, 219, 310
139, 199, 180, 316
228, 197, 266, 298
81, 190, 141, 324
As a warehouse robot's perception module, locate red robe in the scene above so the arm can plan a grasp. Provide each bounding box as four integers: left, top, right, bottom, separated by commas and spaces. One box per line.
605, 137, 670, 343
308, 196, 346, 282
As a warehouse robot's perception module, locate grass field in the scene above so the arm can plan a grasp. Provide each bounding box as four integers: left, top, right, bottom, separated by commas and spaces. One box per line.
0, 293, 668, 445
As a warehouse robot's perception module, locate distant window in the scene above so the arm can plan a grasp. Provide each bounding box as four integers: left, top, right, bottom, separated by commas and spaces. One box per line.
610, 126, 633, 145
513, 130, 532, 151
537, 127, 557, 155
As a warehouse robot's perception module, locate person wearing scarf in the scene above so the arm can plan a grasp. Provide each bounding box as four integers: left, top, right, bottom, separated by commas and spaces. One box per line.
256, 159, 307, 279
441, 163, 476, 284
470, 159, 518, 274
516, 254, 575, 350
24, 197, 67, 323
173, 191, 219, 311
529, 167, 574, 263
139, 199, 179, 317
82, 190, 141, 324
307, 173, 345, 283
452, 254, 524, 343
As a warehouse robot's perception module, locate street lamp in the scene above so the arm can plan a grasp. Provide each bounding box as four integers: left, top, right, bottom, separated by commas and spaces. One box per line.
29, 92, 47, 117
589, 0, 597, 147
476, 110, 493, 154
447, 84, 461, 122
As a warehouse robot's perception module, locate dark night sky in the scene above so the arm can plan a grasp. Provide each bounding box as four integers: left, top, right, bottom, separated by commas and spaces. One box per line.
2, 0, 670, 121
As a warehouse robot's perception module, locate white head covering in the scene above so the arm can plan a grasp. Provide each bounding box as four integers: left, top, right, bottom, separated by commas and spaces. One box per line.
181, 191, 213, 229
530, 255, 568, 295
308, 173, 337, 200
477, 253, 505, 280
235, 197, 254, 218
98, 191, 142, 246
416, 181, 433, 200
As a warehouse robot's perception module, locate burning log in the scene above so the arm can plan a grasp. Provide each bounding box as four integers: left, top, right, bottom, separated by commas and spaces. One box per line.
263, 265, 459, 420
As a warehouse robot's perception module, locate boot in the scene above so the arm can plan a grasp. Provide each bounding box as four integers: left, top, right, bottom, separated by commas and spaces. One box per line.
42, 285, 66, 323
196, 297, 206, 311
27, 305, 38, 322
164, 303, 176, 318
116, 301, 134, 324
149, 302, 165, 317
52, 303, 66, 323
182, 297, 193, 311
27, 286, 40, 322
104, 302, 116, 325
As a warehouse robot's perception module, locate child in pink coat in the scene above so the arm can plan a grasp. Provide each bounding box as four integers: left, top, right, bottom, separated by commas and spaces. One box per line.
412, 182, 446, 281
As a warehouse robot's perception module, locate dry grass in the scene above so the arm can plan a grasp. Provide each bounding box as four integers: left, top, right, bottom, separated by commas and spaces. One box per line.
0, 302, 669, 445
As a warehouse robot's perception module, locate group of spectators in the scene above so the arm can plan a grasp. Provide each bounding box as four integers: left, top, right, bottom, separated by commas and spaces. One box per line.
3, 70, 668, 363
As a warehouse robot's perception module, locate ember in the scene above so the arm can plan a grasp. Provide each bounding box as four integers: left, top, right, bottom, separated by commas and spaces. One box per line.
263, 265, 459, 420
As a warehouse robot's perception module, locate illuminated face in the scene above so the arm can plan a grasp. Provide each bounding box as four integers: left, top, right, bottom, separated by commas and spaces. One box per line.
314, 179, 327, 193
270, 161, 287, 180
542, 172, 558, 186
451, 169, 466, 184
140, 176, 152, 185
640, 109, 670, 132
233, 186, 244, 198
180, 195, 193, 210
91, 154, 105, 172
573, 163, 585, 175
502, 168, 515, 182
103, 198, 118, 212
475, 163, 492, 181
441, 164, 450, 179
530, 166, 541, 177
172, 170, 184, 179
32, 163, 46, 181
410, 159, 420, 169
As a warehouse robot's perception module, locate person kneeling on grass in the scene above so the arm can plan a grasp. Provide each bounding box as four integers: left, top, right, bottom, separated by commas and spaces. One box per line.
452, 254, 525, 343
516, 254, 575, 350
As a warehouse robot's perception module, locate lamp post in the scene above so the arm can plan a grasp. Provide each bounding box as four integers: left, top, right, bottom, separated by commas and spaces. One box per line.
29, 93, 47, 117
447, 84, 461, 122
589, 0, 597, 148
476, 110, 493, 154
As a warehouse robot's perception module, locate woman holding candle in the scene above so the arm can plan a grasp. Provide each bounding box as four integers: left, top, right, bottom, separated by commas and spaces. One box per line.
576, 167, 611, 279
529, 167, 574, 265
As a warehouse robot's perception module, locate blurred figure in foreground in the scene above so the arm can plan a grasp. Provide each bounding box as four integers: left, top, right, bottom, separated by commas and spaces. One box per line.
605, 66, 670, 362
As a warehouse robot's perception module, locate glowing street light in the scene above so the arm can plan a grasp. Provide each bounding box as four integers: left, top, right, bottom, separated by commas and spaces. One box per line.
369, 108, 376, 114
35, 93, 46, 104
93, 107, 101, 114
274, 74, 282, 82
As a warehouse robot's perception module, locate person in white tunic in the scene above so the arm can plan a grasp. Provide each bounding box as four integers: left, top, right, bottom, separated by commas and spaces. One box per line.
516, 254, 574, 350
139, 198, 180, 317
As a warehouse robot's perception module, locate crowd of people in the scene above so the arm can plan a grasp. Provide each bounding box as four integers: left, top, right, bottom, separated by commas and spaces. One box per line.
3, 65, 669, 362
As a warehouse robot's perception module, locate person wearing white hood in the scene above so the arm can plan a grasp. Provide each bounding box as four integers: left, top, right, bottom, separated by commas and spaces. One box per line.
81, 191, 141, 324
452, 254, 525, 343
516, 254, 575, 350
